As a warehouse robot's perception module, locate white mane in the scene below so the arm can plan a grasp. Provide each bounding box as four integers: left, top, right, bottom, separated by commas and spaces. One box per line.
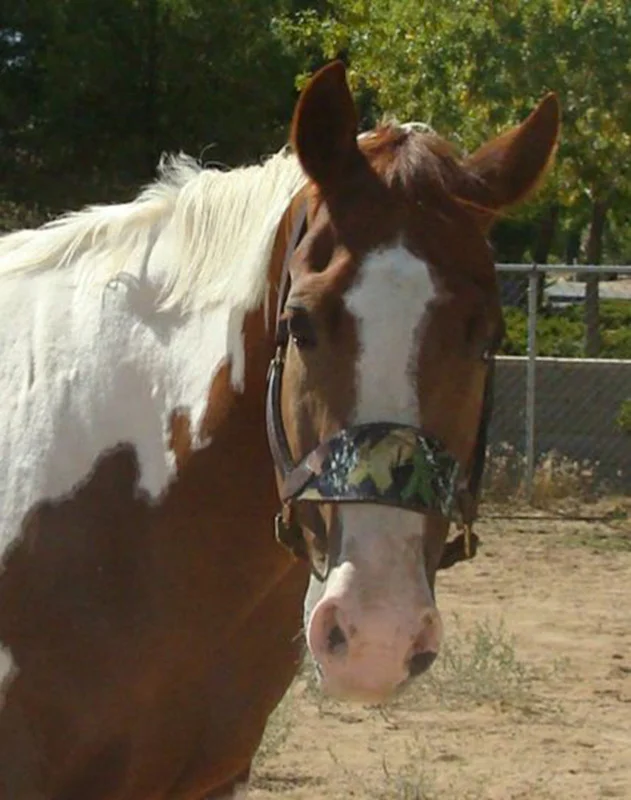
0, 147, 307, 313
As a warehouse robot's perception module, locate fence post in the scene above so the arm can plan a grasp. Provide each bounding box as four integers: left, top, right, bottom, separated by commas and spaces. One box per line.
525, 264, 538, 501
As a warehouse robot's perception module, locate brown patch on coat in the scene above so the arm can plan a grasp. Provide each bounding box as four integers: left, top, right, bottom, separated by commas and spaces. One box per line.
169, 189, 307, 473
198, 361, 234, 444
0, 197, 310, 796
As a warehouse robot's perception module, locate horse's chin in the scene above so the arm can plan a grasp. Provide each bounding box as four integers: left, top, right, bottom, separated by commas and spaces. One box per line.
309, 660, 409, 705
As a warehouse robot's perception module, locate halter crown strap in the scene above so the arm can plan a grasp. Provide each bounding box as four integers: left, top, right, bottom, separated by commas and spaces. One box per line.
275, 203, 308, 344
265, 203, 308, 481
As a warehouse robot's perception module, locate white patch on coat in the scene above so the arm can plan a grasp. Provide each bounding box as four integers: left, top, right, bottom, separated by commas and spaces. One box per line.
0, 148, 307, 557
0, 270, 239, 549
0, 645, 16, 709
0, 150, 306, 315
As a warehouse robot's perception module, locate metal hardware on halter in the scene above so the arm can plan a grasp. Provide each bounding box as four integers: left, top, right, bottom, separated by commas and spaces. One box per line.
274, 510, 306, 560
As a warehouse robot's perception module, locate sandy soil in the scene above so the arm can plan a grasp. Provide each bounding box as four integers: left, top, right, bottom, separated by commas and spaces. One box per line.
249, 500, 631, 800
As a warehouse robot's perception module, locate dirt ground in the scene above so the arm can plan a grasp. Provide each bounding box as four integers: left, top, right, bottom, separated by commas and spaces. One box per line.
249, 499, 631, 800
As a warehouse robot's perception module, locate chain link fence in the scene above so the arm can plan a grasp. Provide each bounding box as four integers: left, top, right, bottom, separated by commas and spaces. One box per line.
484, 264, 631, 507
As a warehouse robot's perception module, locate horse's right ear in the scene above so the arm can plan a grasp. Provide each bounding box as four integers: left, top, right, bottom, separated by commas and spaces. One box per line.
465, 93, 561, 212
290, 61, 360, 190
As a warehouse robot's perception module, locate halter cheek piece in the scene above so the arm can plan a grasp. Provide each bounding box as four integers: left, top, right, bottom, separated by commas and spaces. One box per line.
265, 206, 496, 573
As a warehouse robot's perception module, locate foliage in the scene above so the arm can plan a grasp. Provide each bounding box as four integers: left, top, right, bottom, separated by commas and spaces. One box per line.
483, 444, 600, 507
617, 399, 631, 435
501, 301, 631, 359
1, 0, 631, 264
275, 0, 631, 259
0, 199, 49, 232
0, 0, 302, 214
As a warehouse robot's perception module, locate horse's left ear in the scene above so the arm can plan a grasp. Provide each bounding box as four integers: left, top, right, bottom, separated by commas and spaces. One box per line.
290, 61, 360, 190
465, 93, 561, 212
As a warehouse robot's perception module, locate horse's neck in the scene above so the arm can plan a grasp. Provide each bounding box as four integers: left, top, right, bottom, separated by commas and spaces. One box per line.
0, 194, 302, 558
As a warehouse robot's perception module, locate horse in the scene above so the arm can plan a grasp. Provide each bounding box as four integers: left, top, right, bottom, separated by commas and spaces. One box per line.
0, 61, 559, 798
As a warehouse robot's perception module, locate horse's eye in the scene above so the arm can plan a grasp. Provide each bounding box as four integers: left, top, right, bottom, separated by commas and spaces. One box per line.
287, 307, 317, 349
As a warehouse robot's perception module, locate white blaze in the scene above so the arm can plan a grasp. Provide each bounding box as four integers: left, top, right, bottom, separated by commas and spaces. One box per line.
346, 243, 434, 426
338, 242, 437, 595
304, 244, 441, 698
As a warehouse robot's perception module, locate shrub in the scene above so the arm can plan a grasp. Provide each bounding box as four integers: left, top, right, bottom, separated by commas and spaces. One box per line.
617, 399, 631, 435
500, 300, 631, 359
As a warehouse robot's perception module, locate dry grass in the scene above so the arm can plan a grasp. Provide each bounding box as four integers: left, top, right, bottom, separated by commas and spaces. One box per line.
561, 525, 631, 553
254, 681, 299, 766
528, 452, 600, 507
420, 617, 534, 709
483, 444, 603, 508
374, 756, 437, 800
380, 615, 547, 718
327, 732, 486, 799
328, 740, 438, 800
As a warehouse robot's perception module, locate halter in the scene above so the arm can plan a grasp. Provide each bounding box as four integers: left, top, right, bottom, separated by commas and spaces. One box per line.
265, 206, 495, 573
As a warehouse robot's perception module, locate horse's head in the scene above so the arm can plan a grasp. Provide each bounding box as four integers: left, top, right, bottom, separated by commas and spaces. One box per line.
268, 62, 559, 702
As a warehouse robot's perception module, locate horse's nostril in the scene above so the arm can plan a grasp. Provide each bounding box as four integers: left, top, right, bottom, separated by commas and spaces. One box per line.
408, 650, 437, 677
327, 624, 347, 655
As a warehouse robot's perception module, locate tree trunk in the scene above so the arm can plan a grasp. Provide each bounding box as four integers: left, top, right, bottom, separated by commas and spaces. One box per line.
533, 203, 559, 308
533, 204, 559, 265
584, 198, 608, 357
565, 227, 582, 264
143, 0, 160, 177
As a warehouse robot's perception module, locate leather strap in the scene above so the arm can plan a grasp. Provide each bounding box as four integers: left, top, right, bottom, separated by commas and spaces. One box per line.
266, 202, 308, 481
266, 348, 295, 480
275, 203, 308, 344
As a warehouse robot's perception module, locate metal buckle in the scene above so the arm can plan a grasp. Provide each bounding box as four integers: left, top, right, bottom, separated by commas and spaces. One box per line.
273, 512, 289, 548
274, 511, 302, 553
266, 346, 285, 381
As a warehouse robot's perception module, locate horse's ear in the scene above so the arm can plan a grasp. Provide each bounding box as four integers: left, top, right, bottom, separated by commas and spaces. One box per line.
465, 93, 561, 212
290, 61, 359, 189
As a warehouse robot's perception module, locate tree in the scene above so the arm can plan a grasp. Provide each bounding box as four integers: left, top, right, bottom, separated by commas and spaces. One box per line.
275, 0, 631, 269
0, 0, 303, 219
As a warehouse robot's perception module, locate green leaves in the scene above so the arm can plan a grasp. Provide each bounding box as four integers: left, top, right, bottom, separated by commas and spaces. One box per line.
500, 301, 631, 358
616, 398, 631, 435
3, 0, 630, 258
275, 0, 631, 246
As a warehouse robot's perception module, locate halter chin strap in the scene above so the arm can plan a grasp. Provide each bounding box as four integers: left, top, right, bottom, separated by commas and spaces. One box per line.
265, 203, 493, 568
